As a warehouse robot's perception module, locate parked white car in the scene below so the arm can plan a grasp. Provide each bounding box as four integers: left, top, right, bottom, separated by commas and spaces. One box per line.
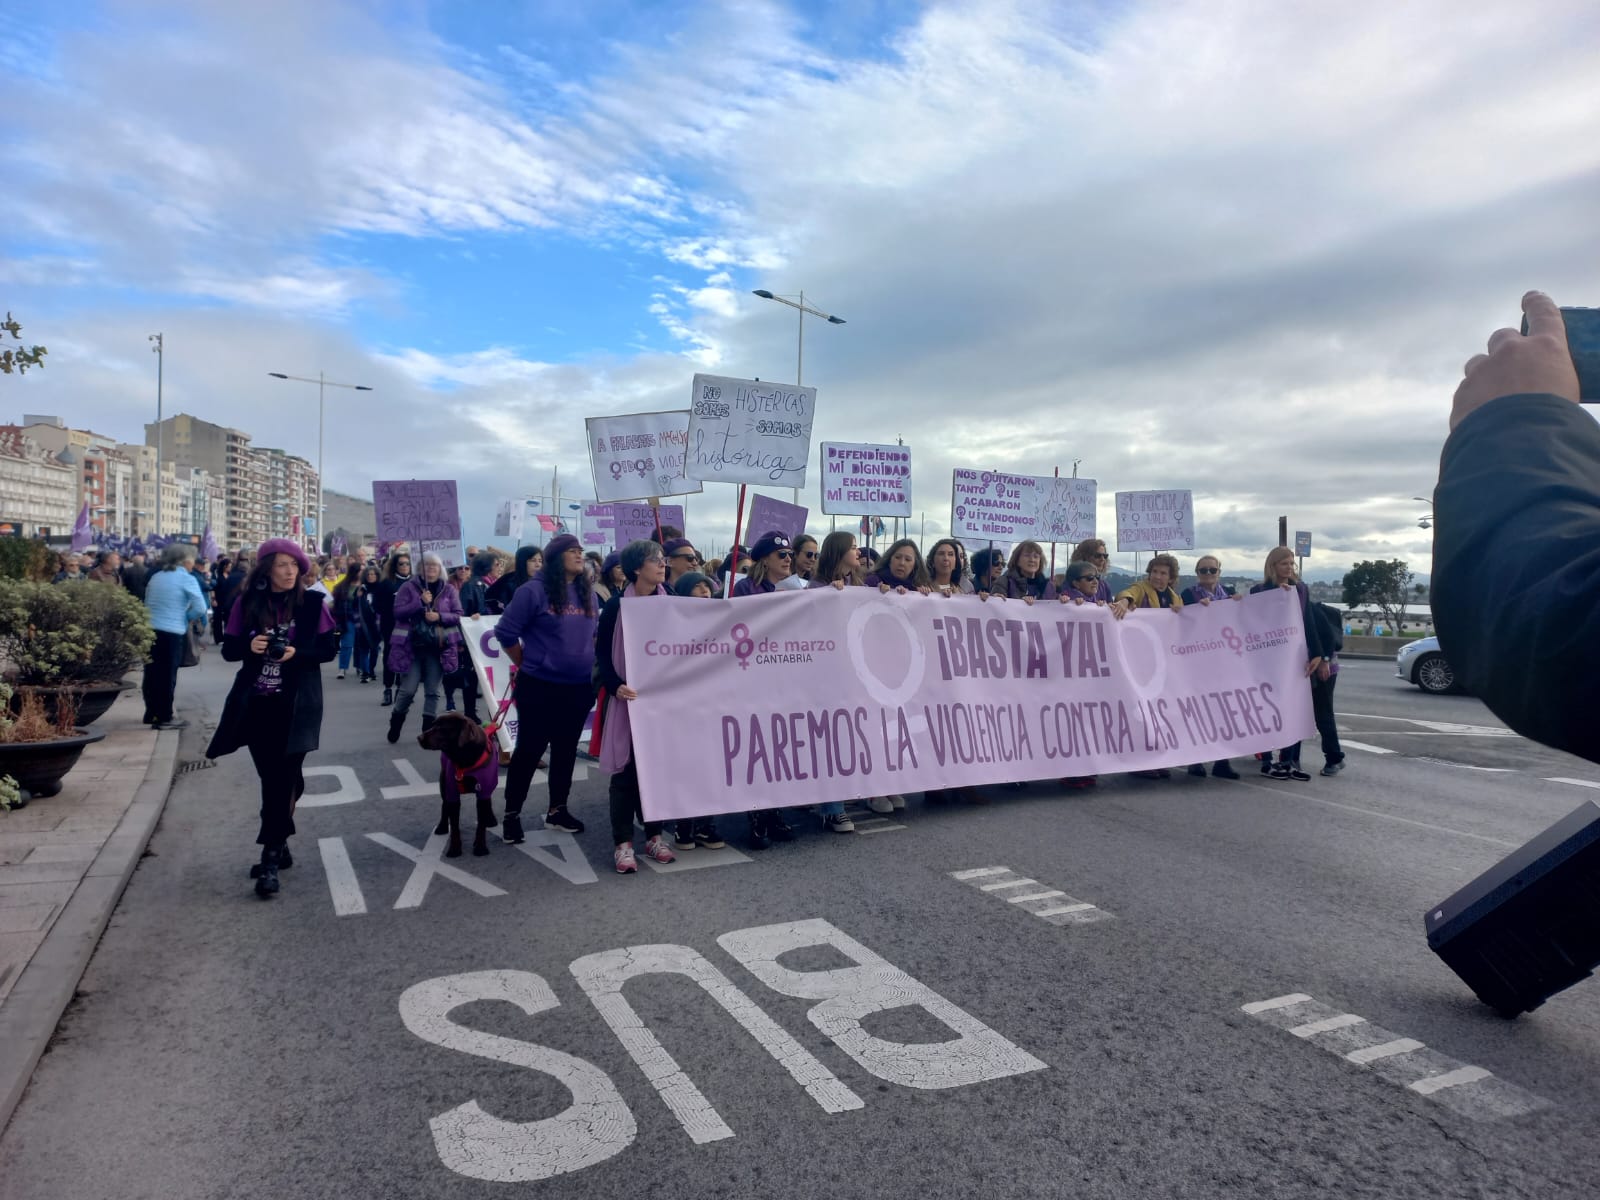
1396, 636, 1460, 695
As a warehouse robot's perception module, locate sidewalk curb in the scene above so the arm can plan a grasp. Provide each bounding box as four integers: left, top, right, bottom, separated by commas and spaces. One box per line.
0, 727, 182, 1137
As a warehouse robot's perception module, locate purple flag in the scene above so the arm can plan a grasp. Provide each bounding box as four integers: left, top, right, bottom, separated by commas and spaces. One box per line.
200, 524, 220, 562
70, 503, 94, 553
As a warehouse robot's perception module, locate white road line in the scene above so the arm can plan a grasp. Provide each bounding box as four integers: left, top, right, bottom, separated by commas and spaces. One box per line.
1347, 1038, 1424, 1064
980, 878, 1038, 891
1289, 1013, 1366, 1038
1410, 1066, 1493, 1095
1238, 780, 1519, 849
1241, 993, 1312, 1015
1337, 713, 1513, 736
369, 832, 508, 908
379, 757, 438, 799
1547, 777, 1600, 790
1033, 903, 1095, 917
854, 824, 906, 835
1007, 890, 1066, 904
317, 837, 367, 916
1340, 740, 1397, 755
951, 867, 1009, 880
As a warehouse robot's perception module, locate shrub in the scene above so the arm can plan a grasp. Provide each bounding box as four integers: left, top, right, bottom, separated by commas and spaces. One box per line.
0, 579, 154, 686
0, 539, 56, 582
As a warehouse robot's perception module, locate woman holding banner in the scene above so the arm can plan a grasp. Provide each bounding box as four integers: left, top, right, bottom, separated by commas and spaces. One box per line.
595, 540, 678, 873
496, 535, 599, 841
663, 538, 702, 590
1002, 541, 1057, 602
792, 534, 819, 583
970, 547, 1007, 596
809, 532, 864, 590
732, 532, 795, 596
1070, 540, 1115, 604
928, 538, 973, 595
1110, 554, 1185, 616
865, 539, 932, 593
1249, 547, 1328, 781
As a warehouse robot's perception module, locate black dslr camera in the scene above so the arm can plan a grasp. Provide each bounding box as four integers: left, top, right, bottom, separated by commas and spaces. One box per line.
264, 624, 292, 662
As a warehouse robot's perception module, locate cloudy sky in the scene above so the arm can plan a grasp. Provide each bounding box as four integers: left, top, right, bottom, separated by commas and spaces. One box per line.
4, 0, 1598, 577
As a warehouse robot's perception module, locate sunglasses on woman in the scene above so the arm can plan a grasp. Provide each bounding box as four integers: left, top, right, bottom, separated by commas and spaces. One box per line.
1197, 567, 1220, 575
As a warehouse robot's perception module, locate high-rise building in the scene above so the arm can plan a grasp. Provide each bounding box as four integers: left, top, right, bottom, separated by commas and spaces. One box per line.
147, 414, 314, 552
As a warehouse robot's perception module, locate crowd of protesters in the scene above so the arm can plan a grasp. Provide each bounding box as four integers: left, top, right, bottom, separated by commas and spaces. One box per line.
61, 525, 1344, 889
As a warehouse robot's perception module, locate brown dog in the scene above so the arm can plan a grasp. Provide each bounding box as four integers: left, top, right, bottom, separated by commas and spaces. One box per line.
417, 712, 501, 857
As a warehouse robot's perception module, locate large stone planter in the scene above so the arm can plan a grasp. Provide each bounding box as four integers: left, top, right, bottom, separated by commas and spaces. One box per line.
7, 681, 135, 728
0, 729, 107, 799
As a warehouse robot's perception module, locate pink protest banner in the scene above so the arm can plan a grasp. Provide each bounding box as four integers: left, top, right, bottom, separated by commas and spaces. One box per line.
623, 588, 1315, 821
744, 492, 809, 543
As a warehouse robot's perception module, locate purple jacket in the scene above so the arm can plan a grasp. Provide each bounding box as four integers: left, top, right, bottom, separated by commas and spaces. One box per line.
494, 577, 598, 685
388, 576, 464, 676
863, 570, 921, 590
732, 576, 777, 597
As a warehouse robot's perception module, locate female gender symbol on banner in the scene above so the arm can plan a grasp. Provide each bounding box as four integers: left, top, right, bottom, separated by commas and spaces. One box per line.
845, 597, 930, 742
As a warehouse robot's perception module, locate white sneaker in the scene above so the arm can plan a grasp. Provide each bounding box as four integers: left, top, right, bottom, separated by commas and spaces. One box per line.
888, 794, 907, 810
614, 844, 637, 874
641, 835, 676, 863
337, 671, 346, 679
823, 813, 856, 833
867, 796, 895, 814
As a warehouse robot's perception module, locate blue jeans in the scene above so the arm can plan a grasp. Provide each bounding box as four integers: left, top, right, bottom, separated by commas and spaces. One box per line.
393, 652, 443, 720
338, 623, 355, 670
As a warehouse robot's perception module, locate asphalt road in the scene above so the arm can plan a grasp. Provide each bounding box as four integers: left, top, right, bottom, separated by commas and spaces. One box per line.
3, 655, 1599, 1198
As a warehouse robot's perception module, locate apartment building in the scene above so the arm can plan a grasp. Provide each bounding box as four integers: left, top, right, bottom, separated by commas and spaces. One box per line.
147, 414, 313, 551
0, 427, 77, 538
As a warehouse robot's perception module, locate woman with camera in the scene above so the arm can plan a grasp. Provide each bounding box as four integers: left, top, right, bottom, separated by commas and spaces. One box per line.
386, 551, 464, 744
206, 539, 338, 899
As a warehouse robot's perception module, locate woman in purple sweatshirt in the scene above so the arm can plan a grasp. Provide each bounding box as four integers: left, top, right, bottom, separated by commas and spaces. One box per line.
496, 534, 599, 842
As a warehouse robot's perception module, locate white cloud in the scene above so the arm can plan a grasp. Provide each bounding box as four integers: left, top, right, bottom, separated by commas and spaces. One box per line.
6, 0, 1600, 575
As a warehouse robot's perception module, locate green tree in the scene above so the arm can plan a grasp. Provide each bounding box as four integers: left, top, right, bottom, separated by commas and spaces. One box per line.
1341, 559, 1414, 636
1, 312, 47, 376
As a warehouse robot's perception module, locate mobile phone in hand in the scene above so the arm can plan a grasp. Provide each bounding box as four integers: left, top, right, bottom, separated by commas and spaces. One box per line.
1521, 305, 1600, 402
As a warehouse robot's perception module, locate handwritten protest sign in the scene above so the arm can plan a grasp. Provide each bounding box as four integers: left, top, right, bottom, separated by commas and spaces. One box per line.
1034, 477, 1097, 543
820, 442, 911, 517
745, 493, 809, 542
585, 410, 702, 503
949, 470, 1096, 543
493, 498, 523, 540
625, 587, 1313, 820
685, 373, 815, 488
1115, 490, 1194, 551
612, 503, 685, 546
373, 480, 463, 566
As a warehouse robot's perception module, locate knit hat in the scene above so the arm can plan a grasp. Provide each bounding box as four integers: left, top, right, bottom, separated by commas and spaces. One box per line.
256, 537, 311, 577
749, 531, 793, 562
543, 533, 581, 562
600, 551, 621, 579
662, 537, 695, 561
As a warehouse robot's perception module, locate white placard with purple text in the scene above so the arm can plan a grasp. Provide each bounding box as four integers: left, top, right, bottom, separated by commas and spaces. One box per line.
1115, 490, 1194, 552
585, 410, 702, 503
819, 442, 912, 517
950, 470, 1097, 544
685, 373, 816, 488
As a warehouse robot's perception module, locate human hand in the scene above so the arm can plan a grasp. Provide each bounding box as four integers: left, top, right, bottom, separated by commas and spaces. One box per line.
1110, 601, 1128, 620
1199, 597, 1211, 606
831, 580, 845, 591
1303, 656, 1323, 678
421, 589, 433, 604
1453, 291, 1580, 430
878, 583, 891, 594
1316, 662, 1331, 682
618, 685, 638, 701
425, 611, 440, 623
278, 646, 296, 663
1022, 595, 1035, 606
250, 634, 270, 655
1231, 593, 1244, 602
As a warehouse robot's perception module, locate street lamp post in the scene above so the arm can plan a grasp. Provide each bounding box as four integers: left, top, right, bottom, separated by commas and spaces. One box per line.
268, 371, 374, 552
751, 289, 845, 505
1413, 497, 1434, 531
149, 333, 163, 536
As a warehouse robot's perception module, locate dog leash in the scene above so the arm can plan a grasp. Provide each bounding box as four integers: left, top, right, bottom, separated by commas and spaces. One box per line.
482, 677, 517, 739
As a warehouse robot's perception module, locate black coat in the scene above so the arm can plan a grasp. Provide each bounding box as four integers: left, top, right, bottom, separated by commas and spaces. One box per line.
1434, 392, 1600, 764
206, 589, 339, 760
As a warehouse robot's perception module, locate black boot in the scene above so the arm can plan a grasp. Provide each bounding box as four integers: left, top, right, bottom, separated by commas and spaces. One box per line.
501, 811, 525, 844
381, 686, 393, 706
277, 842, 293, 869
421, 714, 436, 735
250, 846, 281, 898
387, 710, 405, 744
747, 811, 771, 851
